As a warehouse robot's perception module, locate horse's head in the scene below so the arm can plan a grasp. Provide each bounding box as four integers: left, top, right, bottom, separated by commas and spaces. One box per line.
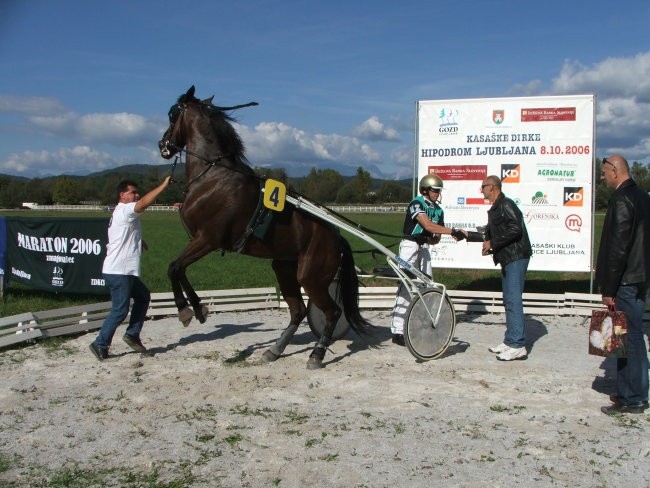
158, 85, 197, 159
159, 85, 257, 162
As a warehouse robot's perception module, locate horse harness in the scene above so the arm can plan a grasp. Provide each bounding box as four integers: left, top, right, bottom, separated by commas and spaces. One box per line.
166, 144, 274, 253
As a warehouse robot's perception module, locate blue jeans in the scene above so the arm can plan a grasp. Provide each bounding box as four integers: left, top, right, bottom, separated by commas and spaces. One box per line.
614, 284, 649, 405
94, 274, 151, 349
501, 258, 529, 348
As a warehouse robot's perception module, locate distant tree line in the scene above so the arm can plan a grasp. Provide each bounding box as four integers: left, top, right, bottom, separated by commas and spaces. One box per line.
2, 159, 648, 209
594, 159, 650, 209
0, 164, 413, 208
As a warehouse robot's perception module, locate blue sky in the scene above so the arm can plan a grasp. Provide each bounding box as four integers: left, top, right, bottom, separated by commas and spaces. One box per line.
1, 0, 649, 179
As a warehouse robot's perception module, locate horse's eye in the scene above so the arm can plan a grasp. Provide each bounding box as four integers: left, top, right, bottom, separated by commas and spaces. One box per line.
168, 104, 181, 123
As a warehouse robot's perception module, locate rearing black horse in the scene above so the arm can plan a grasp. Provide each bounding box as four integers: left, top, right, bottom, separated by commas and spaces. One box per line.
158, 86, 371, 369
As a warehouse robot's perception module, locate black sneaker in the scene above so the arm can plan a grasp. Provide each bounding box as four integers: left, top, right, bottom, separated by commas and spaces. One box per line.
122, 334, 148, 353
392, 334, 405, 346
609, 394, 649, 408
601, 403, 648, 415
89, 342, 109, 361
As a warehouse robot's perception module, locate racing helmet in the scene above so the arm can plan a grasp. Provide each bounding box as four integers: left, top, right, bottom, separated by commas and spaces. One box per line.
419, 174, 444, 194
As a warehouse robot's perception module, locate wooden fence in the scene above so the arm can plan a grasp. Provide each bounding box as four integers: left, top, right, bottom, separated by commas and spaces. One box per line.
3, 287, 636, 349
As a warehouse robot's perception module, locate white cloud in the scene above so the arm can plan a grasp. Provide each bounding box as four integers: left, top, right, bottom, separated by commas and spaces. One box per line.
1, 94, 391, 176
1, 146, 109, 175
549, 52, 650, 163
0, 145, 151, 176
237, 121, 380, 165
28, 112, 163, 146
552, 52, 650, 101
352, 116, 401, 141
507, 80, 544, 97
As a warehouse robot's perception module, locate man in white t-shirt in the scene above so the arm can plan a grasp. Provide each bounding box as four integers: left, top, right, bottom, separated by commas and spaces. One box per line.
89, 176, 170, 361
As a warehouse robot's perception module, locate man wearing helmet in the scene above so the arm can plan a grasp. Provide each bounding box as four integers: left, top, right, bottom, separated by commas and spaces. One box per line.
390, 173, 463, 346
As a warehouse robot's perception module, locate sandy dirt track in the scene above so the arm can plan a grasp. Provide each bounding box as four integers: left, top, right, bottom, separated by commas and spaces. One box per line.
0, 309, 649, 487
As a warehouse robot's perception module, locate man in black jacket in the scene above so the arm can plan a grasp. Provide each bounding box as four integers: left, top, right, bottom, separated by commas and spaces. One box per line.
461, 175, 532, 361
596, 155, 650, 415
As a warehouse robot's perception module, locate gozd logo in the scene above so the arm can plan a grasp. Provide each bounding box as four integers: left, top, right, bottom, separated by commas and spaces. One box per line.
437, 107, 459, 134
501, 164, 520, 183
563, 187, 584, 206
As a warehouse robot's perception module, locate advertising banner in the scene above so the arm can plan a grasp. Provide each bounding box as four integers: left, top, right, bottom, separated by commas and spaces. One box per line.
416, 95, 595, 272
5, 217, 109, 294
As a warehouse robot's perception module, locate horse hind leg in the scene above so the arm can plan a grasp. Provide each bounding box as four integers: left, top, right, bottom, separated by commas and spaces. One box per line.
261, 296, 307, 363
261, 260, 307, 363
306, 295, 341, 370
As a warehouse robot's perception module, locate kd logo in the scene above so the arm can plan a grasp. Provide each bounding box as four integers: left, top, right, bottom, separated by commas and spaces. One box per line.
563, 187, 584, 206
501, 164, 520, 182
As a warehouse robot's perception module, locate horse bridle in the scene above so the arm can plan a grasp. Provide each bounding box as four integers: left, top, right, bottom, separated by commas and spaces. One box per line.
160, 102, 230, 190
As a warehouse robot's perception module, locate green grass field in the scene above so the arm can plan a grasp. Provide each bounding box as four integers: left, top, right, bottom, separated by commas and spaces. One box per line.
1, 210, 601, 317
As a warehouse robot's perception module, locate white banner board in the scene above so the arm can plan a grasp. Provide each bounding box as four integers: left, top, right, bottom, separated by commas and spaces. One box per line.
416, 95, 595, 272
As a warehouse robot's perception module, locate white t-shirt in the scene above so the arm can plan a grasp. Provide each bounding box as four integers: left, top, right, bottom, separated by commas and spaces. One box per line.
102, 202, 142, 276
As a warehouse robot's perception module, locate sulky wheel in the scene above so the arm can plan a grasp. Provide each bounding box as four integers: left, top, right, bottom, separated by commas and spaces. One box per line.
307, 280, 351, 341
404, 288, 456, 361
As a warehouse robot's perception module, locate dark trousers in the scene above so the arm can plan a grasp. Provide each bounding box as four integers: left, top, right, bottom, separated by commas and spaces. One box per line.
615, 284, 649, 405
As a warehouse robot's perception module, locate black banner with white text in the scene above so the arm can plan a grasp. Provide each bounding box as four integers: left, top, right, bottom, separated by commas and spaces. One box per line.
5, 217, 109, 294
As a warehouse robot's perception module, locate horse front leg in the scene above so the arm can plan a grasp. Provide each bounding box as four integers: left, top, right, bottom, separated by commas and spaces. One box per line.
179, 274, 209, 324
168, 237, 214, 327
261, 260, 307, 363
168, 260, 194, 326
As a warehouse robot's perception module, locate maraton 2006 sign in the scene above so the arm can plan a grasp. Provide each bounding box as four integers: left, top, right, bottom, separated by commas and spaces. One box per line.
5, 217, 109, 294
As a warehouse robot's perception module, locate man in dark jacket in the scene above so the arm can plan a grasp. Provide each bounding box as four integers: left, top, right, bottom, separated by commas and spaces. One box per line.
596, 155, 650, 415
461, 175, 532, 361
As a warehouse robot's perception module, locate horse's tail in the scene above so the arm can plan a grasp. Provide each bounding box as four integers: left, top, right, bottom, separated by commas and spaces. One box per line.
338, 236, 373, 334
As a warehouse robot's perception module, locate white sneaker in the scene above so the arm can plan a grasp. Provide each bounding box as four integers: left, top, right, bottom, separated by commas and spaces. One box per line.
496, 346, 528, 361
489, 343, 509, 354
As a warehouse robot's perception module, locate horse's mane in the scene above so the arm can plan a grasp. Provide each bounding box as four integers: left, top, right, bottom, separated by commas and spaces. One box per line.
179, 93, 251, 168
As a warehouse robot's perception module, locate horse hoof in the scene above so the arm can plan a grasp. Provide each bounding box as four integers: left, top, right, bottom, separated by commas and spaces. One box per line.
195, 305, 209, 324
260, 350, 279, 363
178, 307, 194, 327
306, 357, 324, 370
